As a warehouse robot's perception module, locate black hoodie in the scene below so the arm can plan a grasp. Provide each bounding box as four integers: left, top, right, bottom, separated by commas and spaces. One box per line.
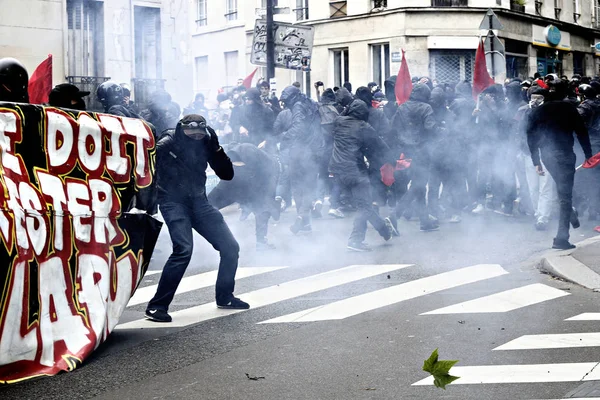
329, 100, 389, 177
392, 84, 437, 148
155, 121, 234, 202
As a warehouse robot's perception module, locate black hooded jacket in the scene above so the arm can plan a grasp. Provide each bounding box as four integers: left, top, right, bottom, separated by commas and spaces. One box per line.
353, 87, 391, 143
155, 122, 234, 201
391, 84, 437, 149
329, 100, 389, 177
578, 97, 600, 153
335, 87, 354, 114
448, 81, 476, 145
526, 100, 593, 166
238, 91, 275, 145
279, 86, 322, 154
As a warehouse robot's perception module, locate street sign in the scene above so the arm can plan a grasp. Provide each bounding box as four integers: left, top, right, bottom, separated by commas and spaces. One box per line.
479, 9, 504, 30
596, 43, 600, 52
486, 52, 506, 76
255, 7, 291, 18
251, 19, 315, 71
484, 32, 505, 54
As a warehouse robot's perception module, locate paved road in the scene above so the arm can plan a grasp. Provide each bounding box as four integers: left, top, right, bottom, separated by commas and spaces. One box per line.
1, 205, 600, 400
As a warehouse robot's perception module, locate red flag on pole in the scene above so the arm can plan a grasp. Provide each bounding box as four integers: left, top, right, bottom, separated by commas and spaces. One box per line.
578, 152, 600, 170
242, 68, 259, 89
395, 49, 412, 105
472, 39, 494, 99
28, 54, 53, 104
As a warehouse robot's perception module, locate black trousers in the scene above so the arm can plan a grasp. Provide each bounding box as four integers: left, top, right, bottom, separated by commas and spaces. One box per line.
394, 148, 430, 225
335, 174, 388, 244
542, 151, 576, 242
148, 197, 240, 311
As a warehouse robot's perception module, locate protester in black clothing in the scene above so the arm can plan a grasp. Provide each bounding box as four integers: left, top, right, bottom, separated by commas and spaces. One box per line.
208, 143, 280, 251
329, 100, 394, 251
183, 93, 209, 117
526, 82, 593, 250
383, 76, 398, 126
0, 58, 28, 103
391, 84, 440, 232
335, 87, 354, 114
97, 81, 141, 118
141, 90, 175, 137
279, 85, 323, 235
577, 84, 600, 220
274, 107, 293, 211
237, 88, 275, 146
145, 114, 248, 323
49, 84, 89, 110
315, 88, 339, 217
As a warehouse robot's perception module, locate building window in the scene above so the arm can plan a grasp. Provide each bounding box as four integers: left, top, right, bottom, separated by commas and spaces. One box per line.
332, 48, 349, 88
330, 1, 347, 18
573, 52, 585, 76
134, 6, 162, 80
225, 0, 238, 21
373, 0, 388, 8
197, 0, 207, 27
431, 0, 468, 6
573, 0, 580, 22
294, 0, 309, 21
554, 0, 562, 19
224, 51, 239, 88
195, 56, 209, 92
429, 50, 475, 84
371, 44, 390, 89
596, 0, 600, 28
535, 0, 543, 15
67, 0, 104, 77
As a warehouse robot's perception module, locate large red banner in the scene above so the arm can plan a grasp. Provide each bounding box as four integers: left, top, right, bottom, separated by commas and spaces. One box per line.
0, 103, 158, 383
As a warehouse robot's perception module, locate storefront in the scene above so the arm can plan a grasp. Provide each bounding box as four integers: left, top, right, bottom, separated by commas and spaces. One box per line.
532, 24, 570, 76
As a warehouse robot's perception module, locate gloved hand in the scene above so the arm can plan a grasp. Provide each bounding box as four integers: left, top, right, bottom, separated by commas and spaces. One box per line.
206, 126, 221, 153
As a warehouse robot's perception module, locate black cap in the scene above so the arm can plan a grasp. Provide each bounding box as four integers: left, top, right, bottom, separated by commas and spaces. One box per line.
52, 83, 90, 98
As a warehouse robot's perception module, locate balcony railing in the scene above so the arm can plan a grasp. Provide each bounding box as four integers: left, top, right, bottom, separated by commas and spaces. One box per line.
510, 2, 526, 11
431, 0, 468, 6
294, 7, 309, 20
132, 78, 166, 112
66, 76, 111, 113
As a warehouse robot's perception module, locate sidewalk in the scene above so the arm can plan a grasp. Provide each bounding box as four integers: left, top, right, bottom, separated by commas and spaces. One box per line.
539, 234, 600, 290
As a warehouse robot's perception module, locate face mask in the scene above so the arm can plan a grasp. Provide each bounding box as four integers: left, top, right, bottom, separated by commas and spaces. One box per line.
529, 95, 544, 108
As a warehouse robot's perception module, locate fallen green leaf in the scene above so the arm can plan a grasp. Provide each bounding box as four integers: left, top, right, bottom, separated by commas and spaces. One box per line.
422, 349, 460, 390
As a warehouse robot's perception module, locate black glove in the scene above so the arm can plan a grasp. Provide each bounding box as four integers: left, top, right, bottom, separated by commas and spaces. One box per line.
206, 126, 221, 154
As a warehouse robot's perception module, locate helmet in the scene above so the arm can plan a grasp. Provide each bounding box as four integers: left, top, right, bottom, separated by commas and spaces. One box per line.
578, 84, 597, 99
96, 81, 124, 109
0, 58, 29, 103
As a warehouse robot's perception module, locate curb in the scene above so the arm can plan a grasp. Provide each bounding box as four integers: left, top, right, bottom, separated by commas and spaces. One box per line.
539, 235, 600, 290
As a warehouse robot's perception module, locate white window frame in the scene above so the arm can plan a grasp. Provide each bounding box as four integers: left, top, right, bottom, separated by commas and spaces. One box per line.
196, 0, 207, 27
225, 0, 238, 21
331, 48, 349, 89
370, 43, 390, 89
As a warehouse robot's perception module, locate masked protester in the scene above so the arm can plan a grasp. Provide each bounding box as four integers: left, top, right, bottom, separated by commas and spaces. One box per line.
390, 84, 440, 232
49, 84, 89, 110
97, 81, 140, 118
383, 76, 398, 123
526, 81, 593, 250
183, 93, 209, 117
208, 143, 280, 251
237, 88, 275, 146
577, 84, 600, 220
145, 114, 248, 323
0, 58, 29, 103
329, 100, 395, 251
279, 85, 323, 235
316, 88, 340, 218
141, 89, 176, 138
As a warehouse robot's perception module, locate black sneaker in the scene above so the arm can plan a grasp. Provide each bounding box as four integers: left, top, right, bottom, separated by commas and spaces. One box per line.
217, 297, 250, 310
571, 207, 580, 229
312, 200, 323, 219
420, 221, 440, 232
552, 239, 576, 250
145, 309, 172, 323
347, 242, 372, 252
385, 217, 400, 238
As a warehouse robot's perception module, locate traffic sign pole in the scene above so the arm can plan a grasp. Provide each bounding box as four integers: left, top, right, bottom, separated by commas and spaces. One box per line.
266, 0, 275, 80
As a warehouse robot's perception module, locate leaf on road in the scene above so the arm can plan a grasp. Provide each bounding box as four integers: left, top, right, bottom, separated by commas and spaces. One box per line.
245, 373, 265, 381
422, 349, 460, 390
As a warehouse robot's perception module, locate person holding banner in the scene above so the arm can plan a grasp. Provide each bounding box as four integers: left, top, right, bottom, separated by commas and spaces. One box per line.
146, 114, 249, 323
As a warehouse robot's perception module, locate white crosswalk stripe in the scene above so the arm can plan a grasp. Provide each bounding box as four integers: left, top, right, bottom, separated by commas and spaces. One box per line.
495, 333, 600, 351
566, 313, 600, 321
116, 264, 412, 330
412, 362, 600, 385
258, 264, 508, 324
420, 283, 569, 315
128, 267, 286, 307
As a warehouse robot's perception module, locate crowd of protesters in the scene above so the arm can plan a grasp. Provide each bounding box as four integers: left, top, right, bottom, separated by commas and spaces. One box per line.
1, 55, 599, 320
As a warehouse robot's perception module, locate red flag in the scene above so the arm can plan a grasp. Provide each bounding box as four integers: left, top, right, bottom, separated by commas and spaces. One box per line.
583, 152, 600, 169
242, 68, 258, 89
380, 163, 395, 186
28, 54, 53, 104
395, 50, 412, 105
472, 40, 494, 99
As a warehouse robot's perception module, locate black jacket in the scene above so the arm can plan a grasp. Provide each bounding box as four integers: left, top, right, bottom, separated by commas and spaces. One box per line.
238, 102, 275, 145
155, 122, 234, 202
108, 104, 141, 119
526, 100, 593, 166
329, 100, 389, 177
280, 87, 322, 154
391, 84, 437, 149
578, 98, 600, 153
